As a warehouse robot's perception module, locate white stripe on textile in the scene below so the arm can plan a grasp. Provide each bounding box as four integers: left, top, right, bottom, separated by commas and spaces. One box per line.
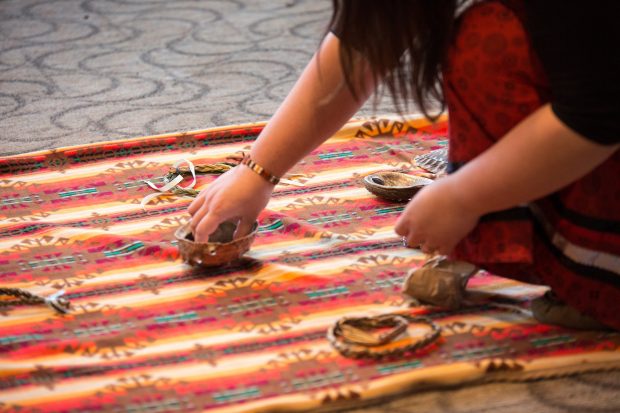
530, 204, 620, 275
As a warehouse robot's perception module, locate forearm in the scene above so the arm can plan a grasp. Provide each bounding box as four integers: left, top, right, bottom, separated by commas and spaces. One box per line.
250, 33, 374, 177
450, 104, 619, 214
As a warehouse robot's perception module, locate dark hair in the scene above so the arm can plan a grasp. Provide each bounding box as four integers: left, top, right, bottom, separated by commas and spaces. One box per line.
329, 0, 461, 120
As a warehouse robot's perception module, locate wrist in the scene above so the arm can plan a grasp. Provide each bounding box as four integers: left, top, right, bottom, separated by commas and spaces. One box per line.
234, 162, 277, 191
239, 154, 281, 186
441, 174, 487, 217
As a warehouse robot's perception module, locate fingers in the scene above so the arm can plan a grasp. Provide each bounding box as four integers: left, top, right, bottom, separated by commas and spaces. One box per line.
190, 193, 226, 242
435, 243, 454, 256
396, 204, 450, 255
189, 187, 217, 232
403, 238, 450, 256
188, 198, 200, 216
188, 196, 208, 231
190, 198, 211, 233
402, 233, 422, 249
234, 217, 256, 239
399, 225, 452, 255
397, 216, 422, 249
194, 212, 224, 243
405, 238, 453, 255
188, 180, 219, 216
394, 215, 408, 237
188, 192, 206, 215
420, 244, 440, 255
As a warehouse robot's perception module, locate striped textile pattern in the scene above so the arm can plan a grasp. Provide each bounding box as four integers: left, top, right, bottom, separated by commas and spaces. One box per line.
1, 115, 619, 413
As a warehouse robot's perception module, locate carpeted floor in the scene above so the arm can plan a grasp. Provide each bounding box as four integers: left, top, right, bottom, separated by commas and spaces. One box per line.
1, 1, 618, 412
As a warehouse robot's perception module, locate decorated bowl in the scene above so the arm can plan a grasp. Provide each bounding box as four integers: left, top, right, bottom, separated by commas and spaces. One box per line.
175, 221, 258, 267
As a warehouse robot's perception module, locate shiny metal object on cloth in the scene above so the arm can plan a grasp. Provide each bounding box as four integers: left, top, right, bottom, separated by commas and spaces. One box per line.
414, 147, 448, 175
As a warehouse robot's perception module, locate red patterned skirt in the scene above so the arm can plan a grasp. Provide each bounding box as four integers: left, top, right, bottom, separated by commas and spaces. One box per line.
443, 1, 620, 329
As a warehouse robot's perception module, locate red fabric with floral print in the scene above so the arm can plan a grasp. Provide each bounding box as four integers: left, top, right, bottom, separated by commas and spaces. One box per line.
443, 0, 620, 329
444, 0, 550, 267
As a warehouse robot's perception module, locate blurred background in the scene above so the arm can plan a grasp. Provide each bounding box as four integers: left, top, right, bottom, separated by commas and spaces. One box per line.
0, 0, 397, 156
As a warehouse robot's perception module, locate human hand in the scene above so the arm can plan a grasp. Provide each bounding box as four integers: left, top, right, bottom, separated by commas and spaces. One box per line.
188, 165, 275, 242
394, 176, 481, 255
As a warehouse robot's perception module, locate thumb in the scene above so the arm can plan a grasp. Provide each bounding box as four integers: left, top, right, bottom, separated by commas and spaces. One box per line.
234, 217, 257, 239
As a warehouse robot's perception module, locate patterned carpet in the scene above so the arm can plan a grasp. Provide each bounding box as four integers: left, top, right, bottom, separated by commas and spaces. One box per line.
1, 1, 619, 412
0, 0, 395, 155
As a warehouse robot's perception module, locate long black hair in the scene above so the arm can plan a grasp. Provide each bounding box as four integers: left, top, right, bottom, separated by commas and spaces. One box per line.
328, 0, 461, 119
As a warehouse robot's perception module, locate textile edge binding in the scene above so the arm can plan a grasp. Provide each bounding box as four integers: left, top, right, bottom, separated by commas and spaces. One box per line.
0, 113, 446, 160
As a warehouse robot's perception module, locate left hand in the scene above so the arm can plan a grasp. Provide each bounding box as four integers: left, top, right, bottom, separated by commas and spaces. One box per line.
395, 176, 481, 255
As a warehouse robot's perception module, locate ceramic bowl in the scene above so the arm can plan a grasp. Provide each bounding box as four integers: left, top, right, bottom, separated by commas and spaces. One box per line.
363, 172, 433, 202
175, 221, 258, 267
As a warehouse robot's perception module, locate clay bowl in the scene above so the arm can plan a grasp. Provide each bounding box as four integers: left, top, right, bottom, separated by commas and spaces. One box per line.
363, 172, 433, 202
175, 221, 258, 267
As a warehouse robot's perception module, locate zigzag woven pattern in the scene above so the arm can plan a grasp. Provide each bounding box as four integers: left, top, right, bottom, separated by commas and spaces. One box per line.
1, 116, 619, 413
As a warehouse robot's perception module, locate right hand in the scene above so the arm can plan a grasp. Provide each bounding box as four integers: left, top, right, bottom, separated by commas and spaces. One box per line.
188, 165, 275, 242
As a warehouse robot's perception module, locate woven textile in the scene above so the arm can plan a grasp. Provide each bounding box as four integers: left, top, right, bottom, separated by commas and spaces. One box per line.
1, 116, 619, 413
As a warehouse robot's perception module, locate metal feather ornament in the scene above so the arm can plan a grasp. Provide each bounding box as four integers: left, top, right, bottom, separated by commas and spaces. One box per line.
414, 148, 448, 175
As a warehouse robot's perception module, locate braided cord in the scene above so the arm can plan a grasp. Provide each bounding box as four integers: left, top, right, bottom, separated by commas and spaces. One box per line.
165, 162, 235, 181
0, 288, 70, 314
327, 313, 441, 360
161, 162, 237, 199
0, 287, 44, 305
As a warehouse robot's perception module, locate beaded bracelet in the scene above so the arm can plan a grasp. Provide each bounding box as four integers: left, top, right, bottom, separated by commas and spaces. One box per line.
240, 155, 281, 185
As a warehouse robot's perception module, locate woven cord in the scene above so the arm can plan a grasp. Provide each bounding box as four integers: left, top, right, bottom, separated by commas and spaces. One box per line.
164, 162, 236, 182
160, 162, 236, 198
0, 287, 70, 314
150, 152, 302, 205
327, 313, 441, 360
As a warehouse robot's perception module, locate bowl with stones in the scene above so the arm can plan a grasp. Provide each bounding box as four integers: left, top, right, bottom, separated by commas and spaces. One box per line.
363, 172, 433, 202
175, 220, 258, 267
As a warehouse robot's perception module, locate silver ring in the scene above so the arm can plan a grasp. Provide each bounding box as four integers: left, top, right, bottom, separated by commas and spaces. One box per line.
402, 237, 408, 247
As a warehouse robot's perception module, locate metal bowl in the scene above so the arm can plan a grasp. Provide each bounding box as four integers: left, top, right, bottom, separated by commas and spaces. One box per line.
175, 221, 258, 267
363, 172, 433, 202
